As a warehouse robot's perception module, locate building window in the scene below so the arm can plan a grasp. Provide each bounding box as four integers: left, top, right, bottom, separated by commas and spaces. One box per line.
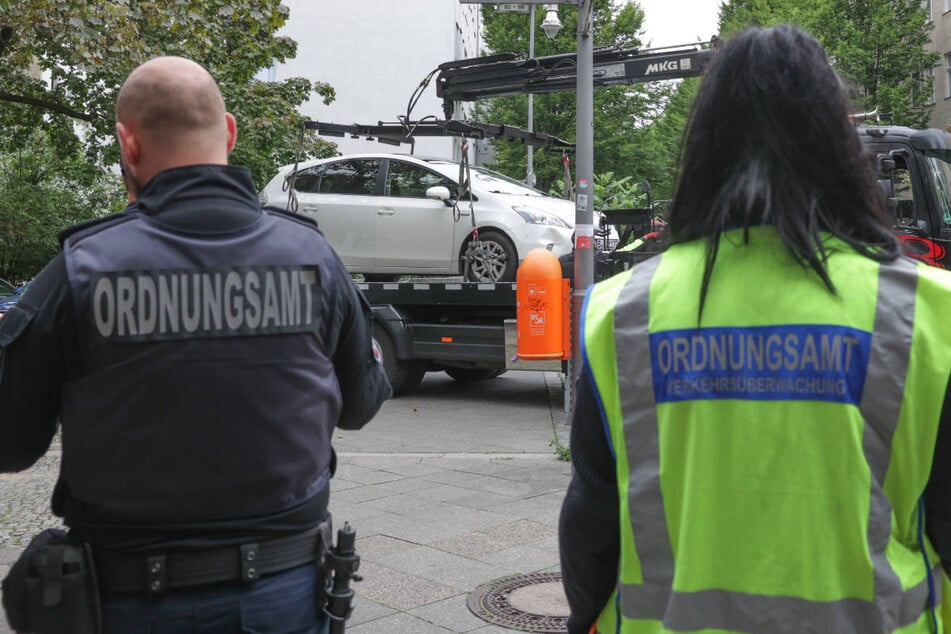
946, 0, 951, 13
927, 0, 933, 20
915, 67, 938, 107
932, 66, 938, 105
946, 53, 951, 99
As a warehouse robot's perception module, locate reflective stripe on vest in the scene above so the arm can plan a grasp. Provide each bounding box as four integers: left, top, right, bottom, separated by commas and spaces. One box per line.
612, 256, 931, 632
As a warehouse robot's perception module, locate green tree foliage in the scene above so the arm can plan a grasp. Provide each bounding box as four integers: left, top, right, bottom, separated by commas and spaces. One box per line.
474, 1, 703, 201
719, 0, 937, 127
0, 0, 337, 278
0, 131, 125, 281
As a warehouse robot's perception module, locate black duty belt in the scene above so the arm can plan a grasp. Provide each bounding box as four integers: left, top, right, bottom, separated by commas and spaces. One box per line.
95, 526, 326, 595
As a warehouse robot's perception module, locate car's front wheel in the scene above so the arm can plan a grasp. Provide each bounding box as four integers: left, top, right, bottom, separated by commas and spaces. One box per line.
464, 230, 517, 283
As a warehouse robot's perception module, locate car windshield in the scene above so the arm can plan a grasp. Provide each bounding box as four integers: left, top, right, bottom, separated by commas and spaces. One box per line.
427, 160, 549, 198
0, 279, 14, 295
469, 166, 550, 197
923, 149, 951, 227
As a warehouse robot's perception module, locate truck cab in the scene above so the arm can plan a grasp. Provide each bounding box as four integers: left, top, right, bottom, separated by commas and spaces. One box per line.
859, 125, 951, 268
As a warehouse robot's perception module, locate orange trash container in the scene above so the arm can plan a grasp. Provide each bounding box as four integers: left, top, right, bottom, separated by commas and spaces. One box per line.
516, 248, 570, 360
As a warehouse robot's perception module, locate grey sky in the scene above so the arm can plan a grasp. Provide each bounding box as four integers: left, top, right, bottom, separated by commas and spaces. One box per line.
636, 0, 721, 48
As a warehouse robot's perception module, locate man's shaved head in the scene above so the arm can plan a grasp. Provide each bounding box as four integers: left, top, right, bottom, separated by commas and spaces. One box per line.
114, 56, 237, 196
116, 56, 225, 145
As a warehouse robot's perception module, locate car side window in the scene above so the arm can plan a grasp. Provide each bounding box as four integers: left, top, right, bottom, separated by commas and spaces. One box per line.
291, 166, 323, 193
893, 159, 919, 228
385, 161, 454, 198
318, 160, 380, 195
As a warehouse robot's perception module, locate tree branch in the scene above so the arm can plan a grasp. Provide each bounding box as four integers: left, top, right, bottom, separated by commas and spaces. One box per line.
0, 90, 94, 122
0, 26, 12, 56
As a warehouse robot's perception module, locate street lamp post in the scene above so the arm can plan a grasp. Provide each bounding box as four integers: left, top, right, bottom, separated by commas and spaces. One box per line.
526, 5, 562, 188
572, 0, 594, 394
457, 0, 592, 413
527, 4, 536, 187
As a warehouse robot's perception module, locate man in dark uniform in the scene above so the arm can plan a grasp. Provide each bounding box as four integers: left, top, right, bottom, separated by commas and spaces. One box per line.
0, 56, 391, 633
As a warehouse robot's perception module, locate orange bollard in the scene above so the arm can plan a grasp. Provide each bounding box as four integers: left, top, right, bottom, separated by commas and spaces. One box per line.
517, 248, 569, 360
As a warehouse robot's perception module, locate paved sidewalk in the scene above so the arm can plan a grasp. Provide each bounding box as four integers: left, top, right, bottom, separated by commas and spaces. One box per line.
0, 370, 572, 633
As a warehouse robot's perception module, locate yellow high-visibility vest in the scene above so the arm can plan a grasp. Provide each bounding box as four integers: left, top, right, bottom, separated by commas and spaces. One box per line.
582, 226, 951, 633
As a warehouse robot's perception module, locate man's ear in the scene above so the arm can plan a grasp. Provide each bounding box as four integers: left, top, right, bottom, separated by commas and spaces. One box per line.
116, 122, 140, 168
225, 112, 237, 153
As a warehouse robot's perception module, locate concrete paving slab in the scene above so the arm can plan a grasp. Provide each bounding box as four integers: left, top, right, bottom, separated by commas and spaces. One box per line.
411, 481, 503, 504
356, 534, 421, 560
432, 520, 556, 559
478, 542, 562, 574
346, 594, 397, 627
410, 595, 493, 633
331, 481, 403, 505
356, 511, 508, 546
369, 546, 511, 591
493, 490, 569, 522
438, 489, 521, 512
355, 561, 460, 611
348, 610, 460, 634
333, 463, 407, 486
348, 458, 450, 478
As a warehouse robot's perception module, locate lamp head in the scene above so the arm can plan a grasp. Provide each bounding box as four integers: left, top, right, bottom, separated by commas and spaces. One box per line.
541, 8, 562, 39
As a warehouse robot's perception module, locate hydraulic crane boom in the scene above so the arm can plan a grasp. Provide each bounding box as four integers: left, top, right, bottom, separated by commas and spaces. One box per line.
436, 41, 717, 118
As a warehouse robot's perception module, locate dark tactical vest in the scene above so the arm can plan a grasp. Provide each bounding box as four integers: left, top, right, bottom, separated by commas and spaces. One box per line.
60, 209, 340, 525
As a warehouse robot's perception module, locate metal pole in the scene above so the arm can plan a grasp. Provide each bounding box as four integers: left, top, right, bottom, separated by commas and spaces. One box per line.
571, 0, 594, 401
527, 4, 535, 186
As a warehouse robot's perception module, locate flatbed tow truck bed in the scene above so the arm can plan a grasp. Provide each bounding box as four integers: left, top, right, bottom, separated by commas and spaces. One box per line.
358, 280, 561, 395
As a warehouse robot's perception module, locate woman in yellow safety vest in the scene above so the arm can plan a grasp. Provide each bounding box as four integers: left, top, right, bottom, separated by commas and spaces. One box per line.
559, 24, 951, 634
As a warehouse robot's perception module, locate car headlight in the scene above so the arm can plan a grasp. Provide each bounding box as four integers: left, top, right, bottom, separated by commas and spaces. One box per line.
259, 191, 269, 205
513, 206, 571, 228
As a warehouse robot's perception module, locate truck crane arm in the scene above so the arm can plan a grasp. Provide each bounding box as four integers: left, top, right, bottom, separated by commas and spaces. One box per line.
302, 119, 573, 152
436, 41, 718, 119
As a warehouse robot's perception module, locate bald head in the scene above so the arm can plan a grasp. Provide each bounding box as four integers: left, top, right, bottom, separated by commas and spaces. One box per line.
115, 56, 237, 196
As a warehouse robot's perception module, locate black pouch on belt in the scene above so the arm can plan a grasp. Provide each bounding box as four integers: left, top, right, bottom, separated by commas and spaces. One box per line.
2, 528, 102, 634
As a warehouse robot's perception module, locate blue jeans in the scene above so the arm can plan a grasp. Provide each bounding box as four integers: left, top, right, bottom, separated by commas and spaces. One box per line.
101, 563, 329, 634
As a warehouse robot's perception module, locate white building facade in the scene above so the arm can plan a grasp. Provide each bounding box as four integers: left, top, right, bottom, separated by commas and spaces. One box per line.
273, 1, 482, 159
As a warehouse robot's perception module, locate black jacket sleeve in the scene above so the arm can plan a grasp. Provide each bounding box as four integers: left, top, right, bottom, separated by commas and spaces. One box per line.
328, 258, 392, 430
559, 364, 620, 634
924, 372, 951, 566
0, 255, 72, 471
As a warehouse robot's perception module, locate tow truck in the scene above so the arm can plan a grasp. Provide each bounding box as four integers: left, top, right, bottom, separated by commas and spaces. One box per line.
856, 123, 951, 269
304, 41, 951, 396
306, 42, 715, 395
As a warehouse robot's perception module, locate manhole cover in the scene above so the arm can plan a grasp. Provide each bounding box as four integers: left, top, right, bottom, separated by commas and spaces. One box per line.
467, 572, 568, 633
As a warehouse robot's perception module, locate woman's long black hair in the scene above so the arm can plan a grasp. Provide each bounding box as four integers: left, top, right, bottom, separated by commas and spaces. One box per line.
668, 25, 900, 318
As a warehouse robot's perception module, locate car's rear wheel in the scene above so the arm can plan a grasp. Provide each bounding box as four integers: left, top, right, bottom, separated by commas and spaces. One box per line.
373, 323, 427, 396
445, 367, 507, 382
464, 230, 518, 282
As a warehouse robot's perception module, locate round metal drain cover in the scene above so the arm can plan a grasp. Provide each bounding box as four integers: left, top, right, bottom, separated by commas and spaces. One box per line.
467, 572, 568, 633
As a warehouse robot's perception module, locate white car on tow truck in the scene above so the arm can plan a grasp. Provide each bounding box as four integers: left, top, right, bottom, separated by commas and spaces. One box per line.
259, 153, 613, 282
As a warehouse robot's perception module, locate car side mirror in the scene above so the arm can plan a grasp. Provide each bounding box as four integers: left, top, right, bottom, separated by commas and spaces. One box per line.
426, 186, 453, 206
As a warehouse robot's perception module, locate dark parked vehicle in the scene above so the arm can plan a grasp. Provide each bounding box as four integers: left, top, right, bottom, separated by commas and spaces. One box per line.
0, 279, 25, 318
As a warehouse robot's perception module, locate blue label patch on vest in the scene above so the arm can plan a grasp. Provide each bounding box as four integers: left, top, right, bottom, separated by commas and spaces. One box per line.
649, 325, 871, 405
89, 265, 321, 342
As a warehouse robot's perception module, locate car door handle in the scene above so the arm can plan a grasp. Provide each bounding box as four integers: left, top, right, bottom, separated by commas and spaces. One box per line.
377, 208, 396, 216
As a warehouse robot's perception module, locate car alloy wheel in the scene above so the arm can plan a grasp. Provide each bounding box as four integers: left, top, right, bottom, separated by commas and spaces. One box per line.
465, 230, 517, 283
